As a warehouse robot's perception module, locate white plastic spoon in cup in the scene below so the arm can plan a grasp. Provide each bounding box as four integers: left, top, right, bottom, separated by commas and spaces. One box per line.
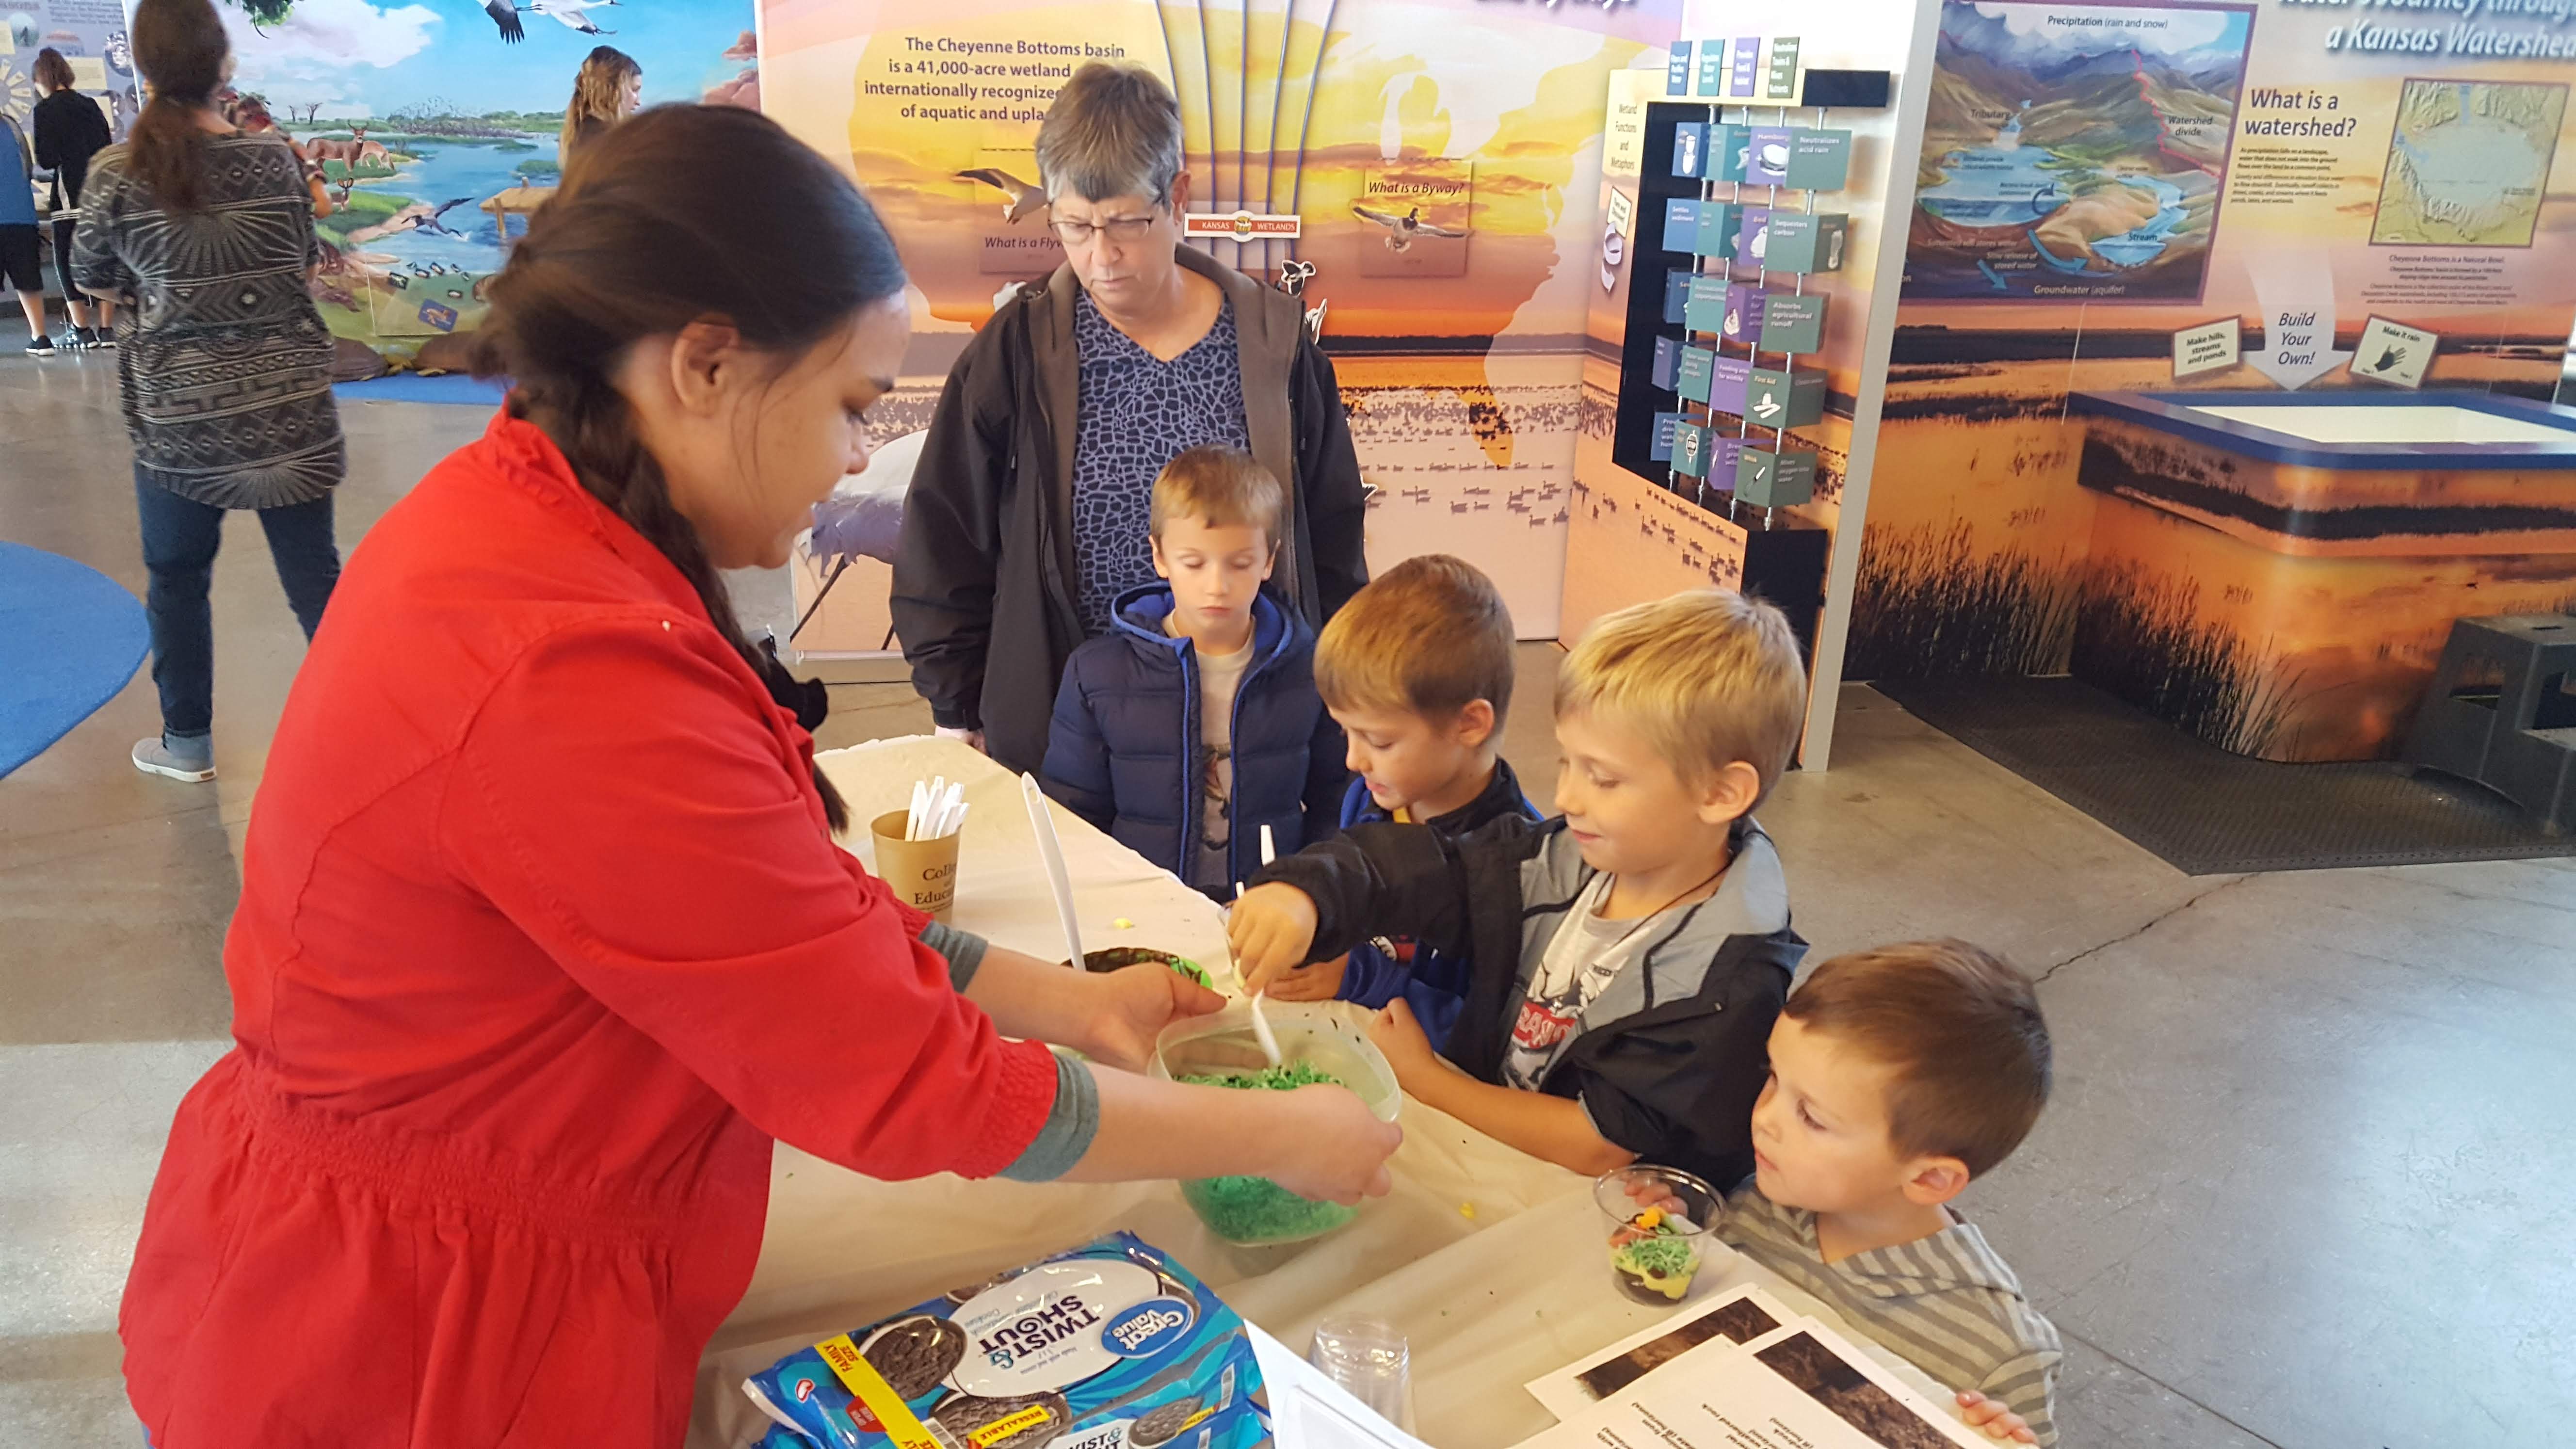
1022, 772, 1085, 970
1232, 883, 1285, 1068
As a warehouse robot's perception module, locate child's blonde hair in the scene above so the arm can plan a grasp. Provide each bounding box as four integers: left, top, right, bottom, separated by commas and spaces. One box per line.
1150, 446, 1284, 548
1557, 590, 1805, 808
1314, 555, 1516, 725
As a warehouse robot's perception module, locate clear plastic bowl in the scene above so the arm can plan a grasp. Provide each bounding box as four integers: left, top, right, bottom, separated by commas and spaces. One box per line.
1149, 1002, 1402, 1246
1595, 1163, 1721, 1304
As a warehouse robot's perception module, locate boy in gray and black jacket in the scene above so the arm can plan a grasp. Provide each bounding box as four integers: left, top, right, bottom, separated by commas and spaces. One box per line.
1233, 589, 1810, 1191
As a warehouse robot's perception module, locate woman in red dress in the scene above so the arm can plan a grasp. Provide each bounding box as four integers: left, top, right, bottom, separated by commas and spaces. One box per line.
117, 103, 1401, 1448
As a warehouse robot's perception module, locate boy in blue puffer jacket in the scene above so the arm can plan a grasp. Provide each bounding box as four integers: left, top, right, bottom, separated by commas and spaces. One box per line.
1261, 556, 1540, 1050
1043, 447, 1349, 898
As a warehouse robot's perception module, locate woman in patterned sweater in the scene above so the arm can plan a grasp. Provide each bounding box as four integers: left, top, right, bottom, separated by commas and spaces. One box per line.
72, 0, 345, 784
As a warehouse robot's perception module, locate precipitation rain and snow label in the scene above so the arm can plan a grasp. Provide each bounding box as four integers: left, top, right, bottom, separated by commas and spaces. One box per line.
1904, 0, 2256, 301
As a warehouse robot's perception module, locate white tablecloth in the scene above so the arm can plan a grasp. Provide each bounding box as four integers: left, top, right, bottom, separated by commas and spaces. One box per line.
689, 738, 1942, 1449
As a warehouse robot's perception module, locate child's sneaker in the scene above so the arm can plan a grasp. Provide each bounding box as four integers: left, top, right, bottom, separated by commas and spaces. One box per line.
68, 326, 99, 350
132, 734, 216, 783
23, 334, 55, 357
93, 327, 116, 350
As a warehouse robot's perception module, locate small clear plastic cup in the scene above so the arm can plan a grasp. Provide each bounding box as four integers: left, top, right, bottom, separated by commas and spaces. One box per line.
1308, 1315, 1417, 1433
1595, 1164, 1720, 1304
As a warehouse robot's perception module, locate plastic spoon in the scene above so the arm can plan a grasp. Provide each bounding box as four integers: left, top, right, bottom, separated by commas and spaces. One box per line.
1234, 883, 1285, 1068
1021, 772, 1085, 971
906, 779, 930, 841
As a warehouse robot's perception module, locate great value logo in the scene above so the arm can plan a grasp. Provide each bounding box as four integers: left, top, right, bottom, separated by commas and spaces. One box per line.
1101, 1298, 1196, 1358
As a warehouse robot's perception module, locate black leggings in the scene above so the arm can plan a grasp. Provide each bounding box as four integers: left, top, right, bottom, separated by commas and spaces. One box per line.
51, 217, 87, 313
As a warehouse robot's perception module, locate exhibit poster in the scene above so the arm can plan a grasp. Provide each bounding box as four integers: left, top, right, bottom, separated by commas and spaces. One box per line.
0, 1, 136, 136
1904, 0, 2255, 302
760, 0, 1678, 647
193, 0, 758, 361
1851, 0, 2576, 761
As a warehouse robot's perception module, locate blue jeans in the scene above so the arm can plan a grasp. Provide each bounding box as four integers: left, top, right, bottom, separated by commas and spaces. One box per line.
134, 467, 339, 740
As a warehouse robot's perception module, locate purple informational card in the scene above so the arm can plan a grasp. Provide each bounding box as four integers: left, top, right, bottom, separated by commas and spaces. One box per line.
1708, 353, 1755, 417
1738, 207, 1772, 267
1729, 37, 1762, 98
1745, 127, 1794, 186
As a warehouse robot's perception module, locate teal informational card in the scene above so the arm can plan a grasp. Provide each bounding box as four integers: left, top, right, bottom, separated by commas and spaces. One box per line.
1735, 447, 1818, 506
1746, 366, 1826, 428
1785, 129, 1852, 192
1764, 212, 1849, 273
1694, 202, 1742, 258
1685, 274, 1732, 333
1759, 292, 1828, 354
1672, 420, 1710, 477
1675, 345, 1717, 404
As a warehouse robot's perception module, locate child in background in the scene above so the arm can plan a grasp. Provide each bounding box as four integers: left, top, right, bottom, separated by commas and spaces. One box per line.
0, 113, 54, 356
1263, 555, 1541, 1054
1234, 589, 1807, 1186
1043, 447, 1347, 898
1720, 939, 2061, 1445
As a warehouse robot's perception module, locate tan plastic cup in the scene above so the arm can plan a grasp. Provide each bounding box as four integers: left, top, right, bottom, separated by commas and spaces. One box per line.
869, 809, 960, 924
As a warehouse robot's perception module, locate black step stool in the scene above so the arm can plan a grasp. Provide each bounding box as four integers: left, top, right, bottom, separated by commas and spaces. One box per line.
2405, 614, 2576, 833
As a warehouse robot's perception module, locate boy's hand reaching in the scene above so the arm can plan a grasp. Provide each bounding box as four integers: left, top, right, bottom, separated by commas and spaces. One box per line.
1367, 999, 1441, 1088
1261, 952, 1348, 1002
1228, 883, 1319, 994
1955, 1393, 2036, 1444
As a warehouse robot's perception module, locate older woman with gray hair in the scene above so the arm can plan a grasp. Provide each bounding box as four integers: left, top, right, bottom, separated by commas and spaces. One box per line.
893, 62, 1368, 775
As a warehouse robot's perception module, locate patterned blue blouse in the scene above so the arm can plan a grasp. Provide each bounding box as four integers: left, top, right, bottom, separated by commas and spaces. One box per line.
1070, 290, 1251, 634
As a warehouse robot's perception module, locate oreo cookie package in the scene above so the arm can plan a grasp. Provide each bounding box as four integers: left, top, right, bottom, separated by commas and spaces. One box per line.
745, 1234, 1270, 1449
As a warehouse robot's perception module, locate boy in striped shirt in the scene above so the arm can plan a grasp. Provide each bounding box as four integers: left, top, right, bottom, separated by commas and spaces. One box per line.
1729, 939, 2062, 1445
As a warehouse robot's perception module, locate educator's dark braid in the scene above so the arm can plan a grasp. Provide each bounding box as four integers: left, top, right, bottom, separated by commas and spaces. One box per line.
469, 103, 912, 836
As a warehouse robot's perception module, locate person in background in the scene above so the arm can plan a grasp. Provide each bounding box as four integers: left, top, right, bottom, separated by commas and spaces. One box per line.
32, 48, 117, 348
1717, 940, 2060, 1445
72, 0, 344, 783
895, 61, 1368, 776
217, 85, 333, 218
114, 101, 1397, 1449
1261, 555, 1542, 1051
0, 109, 53, 356
559, 45, 643, 163
1234, 589, 1810, 1187
1042, 447, 1346, 898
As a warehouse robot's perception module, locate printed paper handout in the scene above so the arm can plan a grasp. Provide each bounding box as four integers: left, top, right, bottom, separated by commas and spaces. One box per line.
1524, 1284, 1798, 1421
1520, 1299, 1985, 1449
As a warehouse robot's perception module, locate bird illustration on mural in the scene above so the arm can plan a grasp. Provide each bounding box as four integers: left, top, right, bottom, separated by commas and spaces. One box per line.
956, 167, 1049, 225
1350, 203, 1467, 252
520, 0, 620, 35
349, 197, 476, 244
476, 0, 526, 41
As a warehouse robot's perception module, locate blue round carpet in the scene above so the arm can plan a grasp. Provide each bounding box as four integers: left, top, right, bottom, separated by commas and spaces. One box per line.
0, 541, 150, 778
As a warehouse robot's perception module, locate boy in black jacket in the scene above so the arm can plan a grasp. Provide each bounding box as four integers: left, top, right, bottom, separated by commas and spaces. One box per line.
1233, 589, 1808, 1188
1262, 555, 1542, 1054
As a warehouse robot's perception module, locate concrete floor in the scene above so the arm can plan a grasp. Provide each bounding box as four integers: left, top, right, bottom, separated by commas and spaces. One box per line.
5, 355, 2574, 1447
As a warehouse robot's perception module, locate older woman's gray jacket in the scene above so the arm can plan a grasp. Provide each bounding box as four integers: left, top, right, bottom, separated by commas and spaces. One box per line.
892, 245, 1369, 776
